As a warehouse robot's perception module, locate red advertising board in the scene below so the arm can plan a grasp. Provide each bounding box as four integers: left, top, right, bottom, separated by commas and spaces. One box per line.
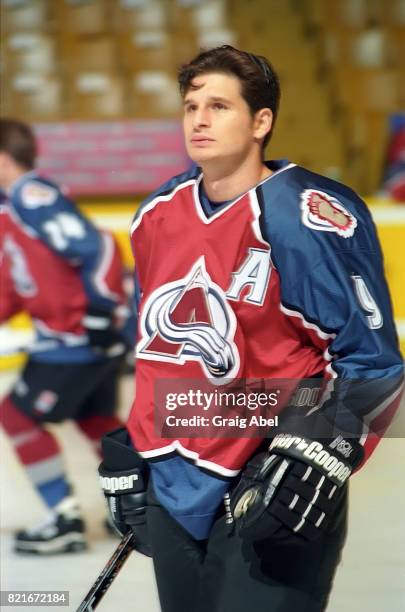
34, 120, 189, 196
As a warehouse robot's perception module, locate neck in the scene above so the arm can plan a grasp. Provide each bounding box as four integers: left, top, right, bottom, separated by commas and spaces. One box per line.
3, 167, 30, 192
201, 153, 272, 202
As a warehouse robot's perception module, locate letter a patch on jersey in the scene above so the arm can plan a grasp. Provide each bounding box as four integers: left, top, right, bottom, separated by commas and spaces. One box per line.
137, 257, 240, 381
300, 189, 357, 238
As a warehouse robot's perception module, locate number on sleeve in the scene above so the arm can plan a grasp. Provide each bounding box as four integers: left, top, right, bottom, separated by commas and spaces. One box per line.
42, 213, 86, 250
352, 275, 383, 329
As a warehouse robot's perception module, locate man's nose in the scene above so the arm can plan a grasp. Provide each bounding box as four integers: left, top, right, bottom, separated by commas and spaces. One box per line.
193, 107, 210, 128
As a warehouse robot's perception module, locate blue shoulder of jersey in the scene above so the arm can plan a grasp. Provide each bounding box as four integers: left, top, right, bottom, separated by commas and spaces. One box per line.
11, 173, 60, 228
10, 173, 96, 249
258, 164, 380, 266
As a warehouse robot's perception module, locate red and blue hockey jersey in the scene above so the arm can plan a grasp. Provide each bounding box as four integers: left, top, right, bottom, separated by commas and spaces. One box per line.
128, 160, 404, 538
0, 171, 129, 362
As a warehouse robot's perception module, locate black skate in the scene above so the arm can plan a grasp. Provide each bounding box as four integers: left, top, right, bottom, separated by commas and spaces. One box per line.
14, 497, 87, 555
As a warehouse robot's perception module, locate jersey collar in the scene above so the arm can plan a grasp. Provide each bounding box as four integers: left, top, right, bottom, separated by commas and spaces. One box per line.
193, 159, 295, 223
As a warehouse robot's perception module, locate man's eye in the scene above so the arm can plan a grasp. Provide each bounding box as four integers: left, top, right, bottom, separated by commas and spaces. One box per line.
213, 103, 226, 110
185, 105, 196, 113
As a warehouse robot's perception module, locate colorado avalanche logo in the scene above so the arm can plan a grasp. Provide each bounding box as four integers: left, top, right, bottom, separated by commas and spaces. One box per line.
137, 257, 240, 382
300, 189, 357, 238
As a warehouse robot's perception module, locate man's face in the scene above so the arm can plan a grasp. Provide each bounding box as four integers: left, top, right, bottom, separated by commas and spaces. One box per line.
183, 72, 259, 167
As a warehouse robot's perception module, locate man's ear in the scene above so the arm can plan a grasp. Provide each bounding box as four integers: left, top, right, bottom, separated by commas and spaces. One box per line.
253, 108, 273, 144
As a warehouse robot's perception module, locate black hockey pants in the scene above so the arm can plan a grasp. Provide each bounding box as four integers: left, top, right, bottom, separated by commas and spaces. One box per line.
146, 483, 348, 612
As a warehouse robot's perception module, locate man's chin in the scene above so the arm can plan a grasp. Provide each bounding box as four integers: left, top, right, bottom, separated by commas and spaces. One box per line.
189, 150, 219, 166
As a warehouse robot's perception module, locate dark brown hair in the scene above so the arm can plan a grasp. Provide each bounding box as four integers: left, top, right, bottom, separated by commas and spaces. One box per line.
0, 119, 37, 169
178, 45, 280, 147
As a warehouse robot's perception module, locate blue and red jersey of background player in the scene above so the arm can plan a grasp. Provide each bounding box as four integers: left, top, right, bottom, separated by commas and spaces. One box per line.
0, 171, 131, 363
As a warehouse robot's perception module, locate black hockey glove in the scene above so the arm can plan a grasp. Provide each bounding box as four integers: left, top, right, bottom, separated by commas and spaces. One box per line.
230, 433, 364, 542
98, 427, 151, 557
83, 307, 127, 356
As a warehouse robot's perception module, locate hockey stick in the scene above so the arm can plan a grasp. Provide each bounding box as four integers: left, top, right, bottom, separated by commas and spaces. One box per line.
76, 531, 135, 612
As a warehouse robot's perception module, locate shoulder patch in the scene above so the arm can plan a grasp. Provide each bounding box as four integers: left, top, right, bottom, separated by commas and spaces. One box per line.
20, 181, 58, 209
300, 189, 357, 238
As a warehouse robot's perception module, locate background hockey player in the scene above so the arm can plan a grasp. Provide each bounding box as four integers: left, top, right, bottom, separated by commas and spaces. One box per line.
0, 118, 133, 555
99, 46, 404, 611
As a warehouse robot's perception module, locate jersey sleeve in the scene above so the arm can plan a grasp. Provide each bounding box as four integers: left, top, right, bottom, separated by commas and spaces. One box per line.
284, 250, 403, 461
262, 174, 404, 467
14, 179, 123, 314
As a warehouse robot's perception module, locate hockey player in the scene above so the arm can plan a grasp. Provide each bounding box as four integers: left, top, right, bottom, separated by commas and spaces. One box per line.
0, 119, 132, 554
99, 47, 404, 611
